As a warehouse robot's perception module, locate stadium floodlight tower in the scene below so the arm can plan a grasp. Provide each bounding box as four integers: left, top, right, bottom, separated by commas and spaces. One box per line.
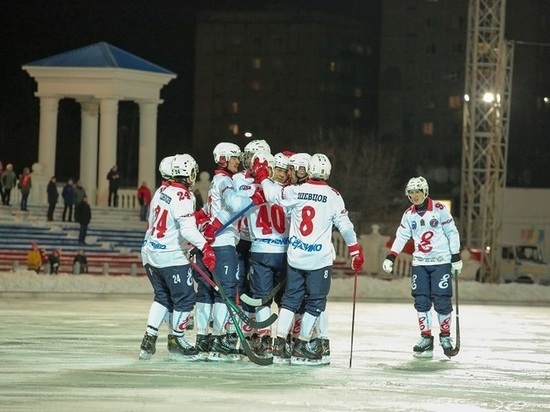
460, 0, 514, 282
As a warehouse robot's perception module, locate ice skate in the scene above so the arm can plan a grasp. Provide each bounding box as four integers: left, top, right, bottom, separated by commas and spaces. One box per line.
167, 334, 199, 361
311, 338, 330, 365
272, 336, 292, 365
439, 333, 454, 358
208, 334, 241, 362
291, 338, 322, 366
254, 335, 273, 358
413, 334, 434, 359
195, 333, 212, 361
139, 333, 157, 360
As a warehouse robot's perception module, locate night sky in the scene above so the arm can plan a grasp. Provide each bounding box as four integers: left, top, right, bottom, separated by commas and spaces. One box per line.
0, 1, 379, 184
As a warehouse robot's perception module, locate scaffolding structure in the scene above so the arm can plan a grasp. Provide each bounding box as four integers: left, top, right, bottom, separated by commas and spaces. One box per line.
460, 0, 514, 282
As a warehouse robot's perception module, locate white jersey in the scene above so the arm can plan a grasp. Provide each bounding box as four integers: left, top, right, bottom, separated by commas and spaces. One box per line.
261, 178, 357, 270
232, 170, 255, 241
390, 198, 461, 266
202, 169, 251, 247
245, 181, 289, 254
141, 181, 170, 266
141, 182, 208, 268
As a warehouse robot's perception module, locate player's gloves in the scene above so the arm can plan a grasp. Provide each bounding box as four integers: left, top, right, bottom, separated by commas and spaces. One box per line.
451, 253, 463, 275
348, 244, 365, 272
201, 243, 216, 273
252, 157, 270, 184
382, 254, 396, 274
195, 209, 209, 225
203, 218, 223, 244
250, 187, 266, 205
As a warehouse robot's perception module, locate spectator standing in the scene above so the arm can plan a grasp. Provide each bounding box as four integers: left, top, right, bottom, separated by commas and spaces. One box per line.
73, 249, 88, 274
137, 181, 152, 221
62, 178, 75, 222
27, 242, 43, 273
73, 180, 87, 222
47, 249, 61, 274
107, 165, 121, 207
76, 195, 91, 244
46, 176, 58, 221
18, 166, 32, 211
1, 163, 17, 206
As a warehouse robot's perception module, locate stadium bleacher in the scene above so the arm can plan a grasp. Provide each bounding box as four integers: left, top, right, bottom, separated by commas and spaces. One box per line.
0, 204, 146, 275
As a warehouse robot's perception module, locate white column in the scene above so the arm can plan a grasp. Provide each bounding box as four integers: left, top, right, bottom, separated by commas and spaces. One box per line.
97, 98, 119, 206
37, 96, 59, 179
138, 100, 159, 189
79, 101, 99, 205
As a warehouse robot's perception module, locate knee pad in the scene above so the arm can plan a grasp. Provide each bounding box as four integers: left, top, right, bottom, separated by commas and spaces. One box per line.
413, 294, 432, 312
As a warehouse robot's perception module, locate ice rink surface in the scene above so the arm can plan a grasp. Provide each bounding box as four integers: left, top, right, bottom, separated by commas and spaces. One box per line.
1, 295, 549, 412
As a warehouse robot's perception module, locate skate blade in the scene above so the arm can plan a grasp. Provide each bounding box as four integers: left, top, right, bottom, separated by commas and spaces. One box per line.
207, 352, 242, 362
272, 356, 291, 365
197, 352, 209, 361
168, 353, 200, 362
413, 350, 434, 359
139, 351, 153, 360
290, 356, 323, 366
320, 356, 331, 365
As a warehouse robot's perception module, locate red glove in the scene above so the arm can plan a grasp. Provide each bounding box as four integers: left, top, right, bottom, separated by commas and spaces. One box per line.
348, 244, 364, 272
203, 218, 223, 244
195, 209, 209, 225
250, 187, 266, 205
201, 243, 216, 272
252, 156, 270, 184
282, 150, 295, 157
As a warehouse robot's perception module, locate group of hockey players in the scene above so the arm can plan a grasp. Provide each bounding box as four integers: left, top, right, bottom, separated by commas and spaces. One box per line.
138, 138, 462, 365
138, 140, 364, 366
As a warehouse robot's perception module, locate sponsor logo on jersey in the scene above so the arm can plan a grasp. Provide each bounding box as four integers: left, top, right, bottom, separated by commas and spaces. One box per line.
413, 255, 445, 263
297, 192, 328, 203
430, 219, 438, 228
160, 193, 171, 204
289, 235, 322, 252
149, 241, 167, 250
253, 237, 289, 245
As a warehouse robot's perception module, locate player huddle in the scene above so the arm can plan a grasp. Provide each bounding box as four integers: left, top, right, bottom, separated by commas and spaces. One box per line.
139, 140, 364, 366
138, 139, 462, 365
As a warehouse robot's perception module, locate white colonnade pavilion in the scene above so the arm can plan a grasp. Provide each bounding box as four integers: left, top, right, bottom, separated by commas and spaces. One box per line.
22, 42, 176, 206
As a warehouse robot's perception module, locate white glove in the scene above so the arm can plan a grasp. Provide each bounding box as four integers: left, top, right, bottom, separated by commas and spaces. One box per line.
451, 260, 463, 275
382, 259, 394, 274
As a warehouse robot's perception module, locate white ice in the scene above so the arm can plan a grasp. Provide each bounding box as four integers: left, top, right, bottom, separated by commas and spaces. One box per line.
1, 272, 549, 411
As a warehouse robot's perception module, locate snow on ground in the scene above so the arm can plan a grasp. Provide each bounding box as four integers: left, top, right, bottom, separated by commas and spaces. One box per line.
1, 270, 549, 305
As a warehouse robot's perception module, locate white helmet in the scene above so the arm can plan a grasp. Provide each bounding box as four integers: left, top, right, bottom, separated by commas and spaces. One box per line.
243, 139, 271, 169
273, 152, 290, 170
159, 156, 174, 180
289, 153, 311, 171
405, 176, 429, 202
171, 154, 198, 187
308, 153, 332, 180
213, 142, 242, 167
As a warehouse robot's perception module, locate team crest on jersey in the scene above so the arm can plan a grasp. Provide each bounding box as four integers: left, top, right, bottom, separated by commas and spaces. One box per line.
412, 221, 417, 230
239, 185, 252, 190
430, 219, 438, 228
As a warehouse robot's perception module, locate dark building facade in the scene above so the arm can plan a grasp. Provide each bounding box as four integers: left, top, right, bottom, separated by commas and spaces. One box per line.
191, 8, 377, 168
378, 0, 550, 196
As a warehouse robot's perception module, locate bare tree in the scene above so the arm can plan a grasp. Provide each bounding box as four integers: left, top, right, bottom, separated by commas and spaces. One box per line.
307, 128, 403, 232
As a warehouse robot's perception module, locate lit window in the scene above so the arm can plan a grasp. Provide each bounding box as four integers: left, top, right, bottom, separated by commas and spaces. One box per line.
422, 122, 434, 135
251, 80, 261, 90
230, 101, 239, 113
329, 61, 336, 72
229, 124, 239, 135
353, 109, 361, 119
252, 58, 261, 69
449, 95, 461, 109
